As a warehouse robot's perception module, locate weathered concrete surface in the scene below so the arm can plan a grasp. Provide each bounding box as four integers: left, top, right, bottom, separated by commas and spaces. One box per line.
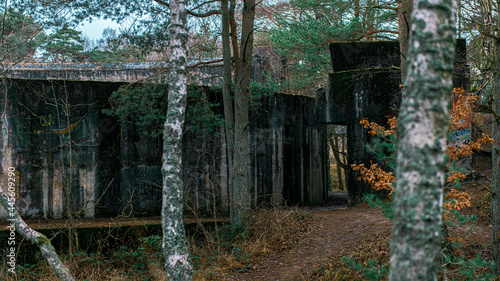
1, 56, 273, 85
250, 94, 327, 206
1, 61, 222, 85
0, 79, 327, 219
321, 39, 470, 205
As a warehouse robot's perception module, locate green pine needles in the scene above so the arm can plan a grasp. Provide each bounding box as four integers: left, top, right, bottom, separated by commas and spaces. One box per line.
103, 84, 224, 138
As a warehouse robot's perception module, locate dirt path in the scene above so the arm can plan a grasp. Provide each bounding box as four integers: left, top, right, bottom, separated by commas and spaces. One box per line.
221, 193, 492, 280
224, 203, 391, 280
213, 153, 494, 280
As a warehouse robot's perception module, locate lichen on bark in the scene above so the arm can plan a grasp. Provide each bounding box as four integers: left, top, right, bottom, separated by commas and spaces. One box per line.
0, 185, 75, 280
161, 0, 193, 279
389, 0, 457, 280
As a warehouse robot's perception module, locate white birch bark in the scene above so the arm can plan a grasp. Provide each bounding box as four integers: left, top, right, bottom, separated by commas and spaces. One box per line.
0, 186, 75, 280
161, 0, 193, 278
389, 0, 457, 280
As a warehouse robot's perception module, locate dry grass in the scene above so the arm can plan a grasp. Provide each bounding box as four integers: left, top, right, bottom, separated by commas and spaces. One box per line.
306, 230, 390, 281
192, 206, 313, 280
0, 206, 313, 281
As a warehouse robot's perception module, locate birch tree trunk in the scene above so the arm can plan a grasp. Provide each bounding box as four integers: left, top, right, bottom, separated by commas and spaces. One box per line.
161, 0, 192, 278
0, 186, 75, 280
491, 6, 500, 274
389, 0, 457, 280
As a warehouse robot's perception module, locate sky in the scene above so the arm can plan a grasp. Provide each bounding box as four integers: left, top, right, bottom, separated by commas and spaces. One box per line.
77, 18, 120, 41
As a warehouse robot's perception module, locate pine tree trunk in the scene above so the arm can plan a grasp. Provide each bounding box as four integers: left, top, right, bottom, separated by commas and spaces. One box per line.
0, 186, 75, 280
333, 136, 344, 191
389, 0, 457, 280
221, 0, 235, 210
161, 0, 192, 278
491, 9, 500, 275
230, 0, 255, 232
397, 0, 412, 81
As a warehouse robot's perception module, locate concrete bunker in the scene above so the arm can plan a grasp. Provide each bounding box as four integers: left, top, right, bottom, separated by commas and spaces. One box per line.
319, 39, 470, 204
0, 72, 328, 219
0, 39, 471, 219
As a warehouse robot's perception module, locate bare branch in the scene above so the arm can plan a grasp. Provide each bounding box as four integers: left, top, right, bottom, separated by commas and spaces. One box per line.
187, 9, 221, 17
475, 104, 500, 122
190, 0, 220, 11
187, 58, 224, 69
348, 30, 399, 42
372, 5, 398, 10
153, 0, 169, 8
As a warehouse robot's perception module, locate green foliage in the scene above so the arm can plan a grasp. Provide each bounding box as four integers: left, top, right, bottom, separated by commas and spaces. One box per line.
103, 83, 168, 137
0, 8, 45, 62
456, 254, 496, 280
186, 87, 225, 139
341, 256, 388, 280
270, 15, 357, 92
270, 0, 397, 93
42, 24, 85, 62
440, 253, 496, 280
248, 80, 277, 109
104, 84, 224, 138
364, 193, 393, 220
14, 0, 172, 59
139, 235, 164, 259
365, 133, 397, 171
84, 28, 153, 62
446, 209, 477, 228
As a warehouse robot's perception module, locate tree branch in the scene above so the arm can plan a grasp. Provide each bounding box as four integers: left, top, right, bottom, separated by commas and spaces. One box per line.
187, 9, 221, 17
153, 0, 220, 18
475, 104, 500, 122
153, 0, 169, 8
482, 31, 500, 40
372, 5, 398, 10
0, 186, 75, 280
348, 30, 399, 42
187, 58, 224, 69
190, 0, 220, 11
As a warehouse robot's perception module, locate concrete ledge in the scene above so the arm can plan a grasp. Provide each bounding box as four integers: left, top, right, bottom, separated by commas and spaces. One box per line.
0, 60, 223, 84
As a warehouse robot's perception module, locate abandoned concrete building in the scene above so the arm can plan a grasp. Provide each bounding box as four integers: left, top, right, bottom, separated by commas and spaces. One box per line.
0, 40, 469, 219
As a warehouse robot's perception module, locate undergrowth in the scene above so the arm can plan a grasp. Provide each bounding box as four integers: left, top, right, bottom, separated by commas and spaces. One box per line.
0, 206, 313, 280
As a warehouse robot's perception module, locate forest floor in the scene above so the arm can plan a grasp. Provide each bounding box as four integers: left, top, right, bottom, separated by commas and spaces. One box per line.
211, 152, 495, 280
0, 153, 494, 280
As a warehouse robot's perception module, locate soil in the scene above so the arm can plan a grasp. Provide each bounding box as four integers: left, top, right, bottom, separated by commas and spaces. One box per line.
216, 152, 495, 280
220, 202, 391, 280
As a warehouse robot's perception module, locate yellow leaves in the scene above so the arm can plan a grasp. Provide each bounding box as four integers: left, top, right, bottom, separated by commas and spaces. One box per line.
354, 87, 487, 217
443, 189, 472, 218
450, 88, 477, 131
351, 163, 395, 197
446, 172, 467, 183
448, 236, 464, 244
360, 116, 397, 136
447, 133, 493, 161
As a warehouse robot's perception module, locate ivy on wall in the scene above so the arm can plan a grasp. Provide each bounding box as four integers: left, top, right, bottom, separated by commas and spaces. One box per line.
103, 83, 224, 138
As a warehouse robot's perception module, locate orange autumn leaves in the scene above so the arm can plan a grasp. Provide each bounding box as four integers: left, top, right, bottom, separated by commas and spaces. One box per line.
447, 88, 493, 162
351, 161, 396, 196
359, 116, 397, 137
351, 88, 492, 214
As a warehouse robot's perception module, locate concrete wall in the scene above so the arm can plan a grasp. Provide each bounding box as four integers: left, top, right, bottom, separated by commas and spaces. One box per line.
0, 79, 327, 219
1, 57, 270, 85
319, 39, 470, 204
